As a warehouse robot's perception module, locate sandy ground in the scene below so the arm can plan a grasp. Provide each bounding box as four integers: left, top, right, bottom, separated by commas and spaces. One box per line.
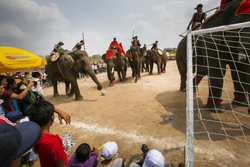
34, 60, 250, 167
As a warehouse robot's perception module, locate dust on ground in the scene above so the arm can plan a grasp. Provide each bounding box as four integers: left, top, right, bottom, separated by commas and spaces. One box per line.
37, 61, 250, 167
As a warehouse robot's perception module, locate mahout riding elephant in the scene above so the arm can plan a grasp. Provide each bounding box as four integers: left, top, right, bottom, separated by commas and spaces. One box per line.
176, 0, 250, 109
102, 48, 127, 86
45, 50, 102, 100
144, 49, 167, 75
126, 47, 146, 82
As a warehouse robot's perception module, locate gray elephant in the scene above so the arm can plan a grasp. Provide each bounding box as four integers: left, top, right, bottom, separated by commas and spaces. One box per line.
102, 48, 127, 86
176, 0, 250, 109
144, 49, 167, 75
45, 50, 102, 100
126, 47, 146, 82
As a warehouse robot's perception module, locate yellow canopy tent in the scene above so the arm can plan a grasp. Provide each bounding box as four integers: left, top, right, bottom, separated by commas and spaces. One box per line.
0, 46, 47, 73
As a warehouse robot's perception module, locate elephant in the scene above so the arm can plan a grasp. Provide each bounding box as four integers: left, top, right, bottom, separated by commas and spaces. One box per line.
144, 49, 167, 75
176, 0, 250, 109
45, 50, 102, 100
102, 48, 127, 86
126, 47, 146, 82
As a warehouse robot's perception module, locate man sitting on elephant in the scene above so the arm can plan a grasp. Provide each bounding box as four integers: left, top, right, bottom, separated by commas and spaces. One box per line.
119, 42, 126, 55
53, 41, 64, 55
187, 4, 207, 30
151, 41, 158, 50
108, 37, 124, 55
131, 36, 141, 47
72, 40, 85, 51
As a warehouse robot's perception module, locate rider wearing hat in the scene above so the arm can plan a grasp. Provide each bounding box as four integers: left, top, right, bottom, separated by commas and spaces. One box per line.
51, 41, 64, 57
187, 4, 207, 30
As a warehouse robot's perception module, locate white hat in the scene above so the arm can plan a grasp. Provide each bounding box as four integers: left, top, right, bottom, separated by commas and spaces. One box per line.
101, 142, 118, 160
143, 149, 165, 167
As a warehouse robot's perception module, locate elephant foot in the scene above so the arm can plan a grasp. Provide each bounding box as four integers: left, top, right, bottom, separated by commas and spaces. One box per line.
180, 86, 186, 92
205, 99, 223, 112
53, 93, 59, 97
75, 96, 83, 100
162, 70, 166, 73
138, 76, 141, 79
149, 72, 153, 75
109, 81, 115, 87
67, 93, 74, 97
97, 85, 102, 90
232, 98, 248, 107
157, 72, 161, 75
122, 78, 128, 82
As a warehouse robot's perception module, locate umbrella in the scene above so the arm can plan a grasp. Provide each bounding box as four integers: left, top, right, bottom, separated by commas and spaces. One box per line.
0, 46, 47, 73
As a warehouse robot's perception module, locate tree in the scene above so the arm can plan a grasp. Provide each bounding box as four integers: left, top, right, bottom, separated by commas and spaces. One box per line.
89, 54, 103, 63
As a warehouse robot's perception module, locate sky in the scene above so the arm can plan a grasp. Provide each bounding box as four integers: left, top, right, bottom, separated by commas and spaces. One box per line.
0, 0, 220, 56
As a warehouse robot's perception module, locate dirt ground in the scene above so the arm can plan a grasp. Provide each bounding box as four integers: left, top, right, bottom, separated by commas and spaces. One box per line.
36, 60, 250, 167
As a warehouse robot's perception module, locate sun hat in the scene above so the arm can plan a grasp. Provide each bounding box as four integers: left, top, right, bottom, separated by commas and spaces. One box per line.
101, 142, 118, 160
142, 149, 165, 167
58, 41, 64, 45
195, 4, 203, 9
0, 122, 41, 166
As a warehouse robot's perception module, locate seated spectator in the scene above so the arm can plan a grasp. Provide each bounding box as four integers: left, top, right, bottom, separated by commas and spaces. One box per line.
26, 100, 69, 167
6, 111, 24, 123
5, 112, 38, 167
0, 121, 41, 167
68, 143, 98, 167
98, 142, 125, 167
129, 145, 165, 167
0, 75, 34, 115
7, 78, 22, 112
31, 71, 44, 95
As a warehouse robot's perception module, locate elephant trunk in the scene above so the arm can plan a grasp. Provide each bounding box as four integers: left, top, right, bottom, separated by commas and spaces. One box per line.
88, 69, 103, 90
107, 63, 115, 82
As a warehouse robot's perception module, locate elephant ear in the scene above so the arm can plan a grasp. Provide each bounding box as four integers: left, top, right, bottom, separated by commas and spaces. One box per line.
102, 54, 108, 63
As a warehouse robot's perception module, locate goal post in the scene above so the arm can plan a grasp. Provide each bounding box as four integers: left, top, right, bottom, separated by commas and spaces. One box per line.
186, 21, 250, 167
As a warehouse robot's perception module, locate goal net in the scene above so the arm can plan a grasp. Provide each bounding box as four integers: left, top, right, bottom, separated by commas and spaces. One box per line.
186, 21, 250, 167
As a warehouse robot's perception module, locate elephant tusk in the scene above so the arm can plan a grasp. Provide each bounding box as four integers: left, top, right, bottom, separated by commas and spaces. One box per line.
111, 67, 114, 73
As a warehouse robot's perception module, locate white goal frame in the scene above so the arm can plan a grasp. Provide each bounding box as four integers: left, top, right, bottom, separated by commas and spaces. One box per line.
185, 21, 250, 167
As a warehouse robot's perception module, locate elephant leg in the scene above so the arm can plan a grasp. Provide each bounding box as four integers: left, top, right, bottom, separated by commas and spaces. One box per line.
230, 62, 248, 106
157, 62, 161, 75
149, 62, 154, 75
52, 81, 59, 97
65, 82, 71, 96
138, 58, 142, 78
117, 70, 122, 82
206, 60, 226, 110
70, 79, 82, 100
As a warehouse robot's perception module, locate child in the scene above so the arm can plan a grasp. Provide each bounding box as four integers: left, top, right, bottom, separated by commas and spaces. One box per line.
26, 100, 68, 167
68, 143, 98, 167
98, 142, 125, 167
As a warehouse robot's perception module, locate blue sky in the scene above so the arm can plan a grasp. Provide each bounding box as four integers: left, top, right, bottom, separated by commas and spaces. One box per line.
0, 0, 219, 56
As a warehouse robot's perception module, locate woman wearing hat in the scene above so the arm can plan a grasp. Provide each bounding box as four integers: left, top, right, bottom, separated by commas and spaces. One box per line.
187, 4, 207, 30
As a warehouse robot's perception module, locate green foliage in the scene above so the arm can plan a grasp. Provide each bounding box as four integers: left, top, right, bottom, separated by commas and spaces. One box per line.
163, 48, 177, 54
89, 54, 103, 63
171, 48, 177, 54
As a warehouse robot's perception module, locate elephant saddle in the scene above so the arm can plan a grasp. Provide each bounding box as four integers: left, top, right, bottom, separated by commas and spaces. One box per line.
157, 49, 163, 56
106, 49, 117, 60
51, 52, 60, 62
